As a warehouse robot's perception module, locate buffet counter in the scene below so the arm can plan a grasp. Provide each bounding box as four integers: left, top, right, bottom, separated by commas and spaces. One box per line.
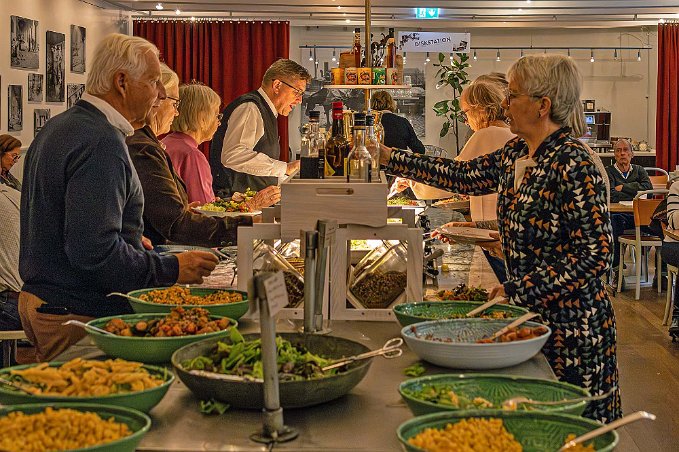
59, 318, 555, 452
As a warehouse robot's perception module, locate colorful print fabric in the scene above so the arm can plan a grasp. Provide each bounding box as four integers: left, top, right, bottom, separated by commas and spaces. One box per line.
388, 127, 621, 422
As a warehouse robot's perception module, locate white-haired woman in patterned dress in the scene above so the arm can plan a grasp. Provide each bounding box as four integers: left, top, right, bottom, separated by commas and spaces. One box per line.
380, 54, 621, 423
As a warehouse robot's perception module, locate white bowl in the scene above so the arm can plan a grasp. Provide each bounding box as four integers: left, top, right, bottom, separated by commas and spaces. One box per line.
401, 319, 550, 370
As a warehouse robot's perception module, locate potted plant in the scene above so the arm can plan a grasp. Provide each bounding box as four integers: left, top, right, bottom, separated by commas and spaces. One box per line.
432, 52, 471, 154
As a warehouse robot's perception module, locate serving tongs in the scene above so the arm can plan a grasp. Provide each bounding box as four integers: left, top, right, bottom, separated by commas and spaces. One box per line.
557, 411, 656, 451
465, 296, 507, 318
0, 376, 35, 395
322, 337, 403, 371
501, 386, 617, 411
480, 312, 540, 342
62, 319, 117, 336
107, 292, 146, 304
186, 369, 263, 383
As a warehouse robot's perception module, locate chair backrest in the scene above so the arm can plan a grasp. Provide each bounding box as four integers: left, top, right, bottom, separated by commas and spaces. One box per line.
644, 167, 669, 177
648, 174, 669, 187
633, 189, 668, 227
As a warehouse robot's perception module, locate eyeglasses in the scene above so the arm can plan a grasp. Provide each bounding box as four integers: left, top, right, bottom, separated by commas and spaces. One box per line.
167, 96, 180, 112
5, 153, 21, 162
216, 113, 223, 121
279, 80, 305, 98
505, 90, 541, 106
460, 108, 472, 124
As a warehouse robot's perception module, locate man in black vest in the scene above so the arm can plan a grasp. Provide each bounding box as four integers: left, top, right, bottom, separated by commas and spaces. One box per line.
210, 59, 311, 197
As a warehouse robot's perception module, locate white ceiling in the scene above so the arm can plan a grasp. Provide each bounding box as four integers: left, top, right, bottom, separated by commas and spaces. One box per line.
103, 1, 678, 28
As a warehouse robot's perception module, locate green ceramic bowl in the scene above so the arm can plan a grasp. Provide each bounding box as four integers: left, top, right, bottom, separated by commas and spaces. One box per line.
399, 374, 590, 417
397, 410, 618, 452
0, 402, 151, 452
393, 301, 529, 327
126, 287, 249, 320
0, 362, 173, 413
87, 313, 237, 364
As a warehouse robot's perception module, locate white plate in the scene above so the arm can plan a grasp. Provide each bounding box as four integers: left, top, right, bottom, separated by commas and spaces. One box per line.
437, 226, 497, 244
387, 200, 427, 209
195, 208, 262, 218
432, 198, 470, 210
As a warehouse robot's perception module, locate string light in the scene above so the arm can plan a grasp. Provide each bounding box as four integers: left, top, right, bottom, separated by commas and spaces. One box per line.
175, 9, 181, 15
155, 3, 163, 10
496, 49, 501, 62
590, 49, 595, 63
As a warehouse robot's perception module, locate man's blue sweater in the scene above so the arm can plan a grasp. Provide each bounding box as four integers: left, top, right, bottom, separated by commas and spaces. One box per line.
20, 100, 178, 317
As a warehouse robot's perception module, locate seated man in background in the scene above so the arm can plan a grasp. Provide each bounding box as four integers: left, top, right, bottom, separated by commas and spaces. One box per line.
605, 139, 653, 289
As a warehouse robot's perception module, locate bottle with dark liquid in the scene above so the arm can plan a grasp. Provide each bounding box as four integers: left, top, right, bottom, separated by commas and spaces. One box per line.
325, 101, 351, 177
300, 111, 325, 179
353, 28, 362, 68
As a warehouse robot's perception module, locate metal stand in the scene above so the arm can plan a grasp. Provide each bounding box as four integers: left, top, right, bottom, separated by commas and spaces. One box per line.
249, 272, 299, 444
314, 220, 336, 333
303, 231, 319, 333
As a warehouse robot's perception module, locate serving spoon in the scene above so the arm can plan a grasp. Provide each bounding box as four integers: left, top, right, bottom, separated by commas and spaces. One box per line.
557, 411, 656, 451
480, 312, 540, 342
62, 319, 116, 336
0, 376, 35, 395
465, 296, 507, 318
502, 386, 617, 411
107, 292, 146, 303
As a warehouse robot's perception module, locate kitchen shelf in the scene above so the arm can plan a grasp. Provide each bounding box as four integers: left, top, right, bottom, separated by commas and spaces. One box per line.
325, 84, 411, 89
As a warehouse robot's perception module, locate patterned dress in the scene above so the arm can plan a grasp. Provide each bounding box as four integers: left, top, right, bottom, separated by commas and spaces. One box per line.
388, 127, 622, 423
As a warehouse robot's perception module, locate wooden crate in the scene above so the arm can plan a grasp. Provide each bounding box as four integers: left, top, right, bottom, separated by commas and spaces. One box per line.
280, 176, 388, 241
330, 224, 423, 321
236, 223, 329, 321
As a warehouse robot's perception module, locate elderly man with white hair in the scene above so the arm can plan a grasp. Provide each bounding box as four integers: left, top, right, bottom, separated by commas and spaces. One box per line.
605, 138, 653, 288
19, 33, 219, 362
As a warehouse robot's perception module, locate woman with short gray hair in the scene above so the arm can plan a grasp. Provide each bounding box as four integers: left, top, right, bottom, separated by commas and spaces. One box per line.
380, 53, 621, 423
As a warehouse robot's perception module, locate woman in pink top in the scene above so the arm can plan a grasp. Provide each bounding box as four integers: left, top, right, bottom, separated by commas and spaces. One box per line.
163, 83, 223, 204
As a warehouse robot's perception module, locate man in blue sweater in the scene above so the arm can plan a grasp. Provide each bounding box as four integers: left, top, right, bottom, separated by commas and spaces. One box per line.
19, 34, 218, 362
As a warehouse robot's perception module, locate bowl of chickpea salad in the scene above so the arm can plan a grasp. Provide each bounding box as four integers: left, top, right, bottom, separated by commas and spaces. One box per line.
125, 286, 249, 320
0, 402, 151, 452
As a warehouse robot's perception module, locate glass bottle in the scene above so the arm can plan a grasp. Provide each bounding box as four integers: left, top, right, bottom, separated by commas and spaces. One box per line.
325, 101, 350, 177
386, 28, 396, 69
347, 113, 372, 183
365, 114, 381, 182
350, 242, 408, 309
301, 111, 321, 179
352, 28, 362, 68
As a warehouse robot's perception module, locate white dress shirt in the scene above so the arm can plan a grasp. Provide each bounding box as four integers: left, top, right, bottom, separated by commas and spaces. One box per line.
220, 88, 288, 182
80, 92, 135, 137
0, 186, 23, 293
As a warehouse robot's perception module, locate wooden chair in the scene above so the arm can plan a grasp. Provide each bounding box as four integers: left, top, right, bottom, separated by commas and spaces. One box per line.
617, 189, 668, 299
645, 167, 669, 189
0, 330, 27, 368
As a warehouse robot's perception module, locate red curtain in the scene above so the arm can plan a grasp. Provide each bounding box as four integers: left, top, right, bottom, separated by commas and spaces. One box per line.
133, 19, 290, 161
656, 24, 679, 171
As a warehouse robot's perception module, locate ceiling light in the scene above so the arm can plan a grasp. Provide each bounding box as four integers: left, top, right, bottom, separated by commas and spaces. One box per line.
567, 48, 571, 57
332, 49, 337, 62
520, 49, 524, 57
473, 50, 477, 60
308, 50, 313, 61
496, 49, 501, 62
637, 50, 642, 61
449, 53, 454, 62
155, 2, 163, 10
175, 9, 181, 15
526, 0, 531, 3
345, 18, 350, 23
659, 18, 666, 24
590, 49, 594, 63
190, 16, 196, 21
403, 51, 407, 64
614, 48, 618, 60
518, 8, 522, 12
425, 52, 430, 62
337, 5, 341, 9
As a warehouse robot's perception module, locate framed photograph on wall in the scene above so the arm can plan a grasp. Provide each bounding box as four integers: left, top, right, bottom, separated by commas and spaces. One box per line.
8, 85, 23, 132
46, 30, 65, 102
28, 73, 43, 102
70, 25, 86, 73
34, 108, 51, 137
67, 83, 85, 109
10, 16, 39, 69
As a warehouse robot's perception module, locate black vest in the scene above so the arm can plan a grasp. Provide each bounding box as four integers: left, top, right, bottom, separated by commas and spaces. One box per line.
210, 90, 280, 197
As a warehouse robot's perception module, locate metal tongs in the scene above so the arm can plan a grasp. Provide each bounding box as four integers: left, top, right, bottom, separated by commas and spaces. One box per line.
557, 411, 656, 451
62, 319, 116, 336
322, 338, 404, 371
502, 386, 617, 411
465, 296, 507, 318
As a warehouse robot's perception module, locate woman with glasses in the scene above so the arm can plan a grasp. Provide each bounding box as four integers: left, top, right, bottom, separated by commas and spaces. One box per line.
0, 135, 22, 191
126, 65, 278, 248
380, 54, 620, 423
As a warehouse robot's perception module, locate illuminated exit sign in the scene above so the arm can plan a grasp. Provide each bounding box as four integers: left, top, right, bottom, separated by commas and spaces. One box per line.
415, 8, 440, 19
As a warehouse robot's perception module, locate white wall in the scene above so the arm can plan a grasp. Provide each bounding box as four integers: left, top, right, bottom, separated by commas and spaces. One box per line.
290, 26, 658, 153
1, 0, 131, 179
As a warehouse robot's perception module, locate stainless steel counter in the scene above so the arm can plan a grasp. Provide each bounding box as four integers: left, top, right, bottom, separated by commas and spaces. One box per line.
62, 318, 555, 452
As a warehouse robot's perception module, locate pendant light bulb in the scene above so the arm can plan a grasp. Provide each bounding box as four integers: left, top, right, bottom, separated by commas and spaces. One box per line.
637, 50, 642, 61
332, 48, 337, 62
155, 3, 163, 10
613, 48, 618, 60
425, 52, 430, 62
473, 50, 477, 60
590, 49, 594, 63
309, 49, 313, 61
496, 49, 501, 62
175, 9, 181, 15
